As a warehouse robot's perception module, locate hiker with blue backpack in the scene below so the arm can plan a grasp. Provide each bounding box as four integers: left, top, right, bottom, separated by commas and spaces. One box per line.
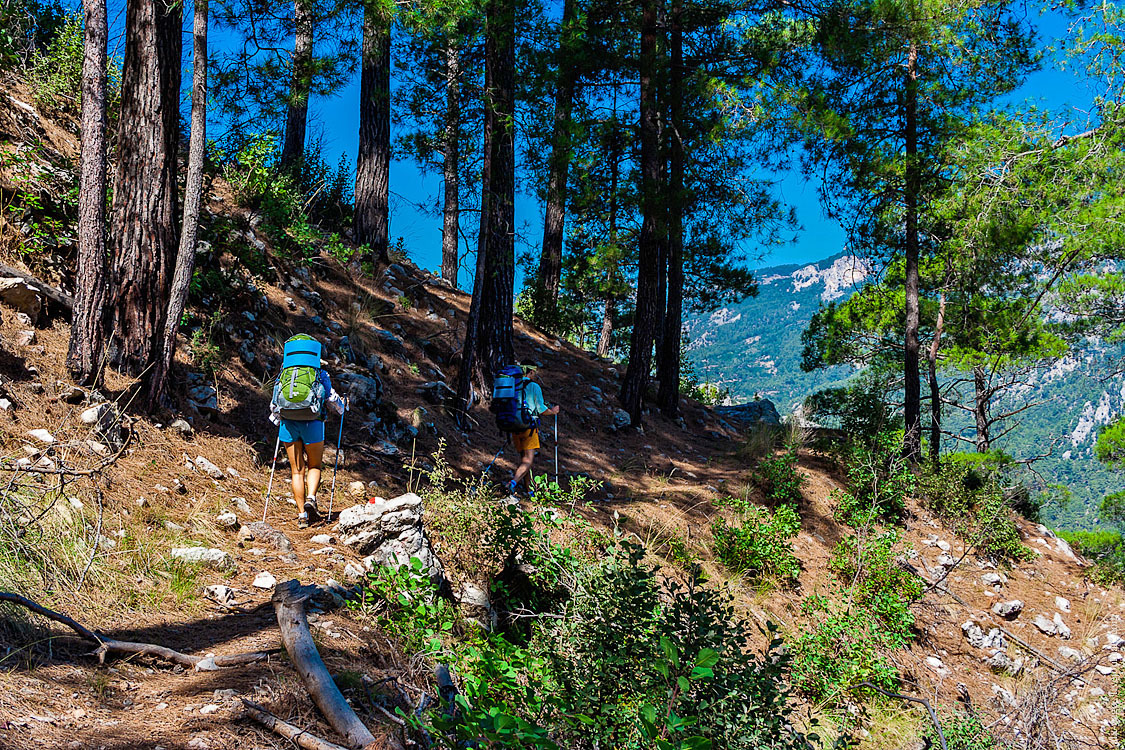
491, 363, 560, 497
270, 335, 348, 528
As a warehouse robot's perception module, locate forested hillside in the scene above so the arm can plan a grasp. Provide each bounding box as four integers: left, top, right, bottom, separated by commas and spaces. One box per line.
4, 0, 1125, 747
687, 254, 1125, 529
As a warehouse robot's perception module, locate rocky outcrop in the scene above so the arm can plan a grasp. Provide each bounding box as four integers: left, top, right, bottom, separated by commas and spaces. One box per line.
336, 493, 441, 576
714, 399, 781, 427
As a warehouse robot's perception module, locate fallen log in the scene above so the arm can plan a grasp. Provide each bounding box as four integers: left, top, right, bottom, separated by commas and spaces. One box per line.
0, 263, 73, 310
272, 580, 381, 750
0, 591, 279, 669
242, 699, 352, 750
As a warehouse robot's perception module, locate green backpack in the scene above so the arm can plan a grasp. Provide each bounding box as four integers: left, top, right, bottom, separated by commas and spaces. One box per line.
273, 335, 326, 421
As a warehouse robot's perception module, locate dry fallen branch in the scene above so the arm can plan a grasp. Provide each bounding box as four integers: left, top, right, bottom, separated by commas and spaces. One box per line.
854, 682, 947, 750
242, 699, 352, 750
273, 579, 400, 750
0, 423, 133, 476
0, 591, 279, 669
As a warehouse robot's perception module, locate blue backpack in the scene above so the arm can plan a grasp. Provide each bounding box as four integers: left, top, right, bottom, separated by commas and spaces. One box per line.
490, 365, 535, 433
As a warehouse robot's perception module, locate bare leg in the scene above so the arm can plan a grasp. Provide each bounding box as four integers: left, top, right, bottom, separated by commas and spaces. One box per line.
285, 441, 306, 508
513, 449, 536, 488
305, 441, 324, 500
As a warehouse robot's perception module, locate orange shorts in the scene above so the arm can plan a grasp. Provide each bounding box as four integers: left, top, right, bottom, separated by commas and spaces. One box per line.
511, 427, 540, 452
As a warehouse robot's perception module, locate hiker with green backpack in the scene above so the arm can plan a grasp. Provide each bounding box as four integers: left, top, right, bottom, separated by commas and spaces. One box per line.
270, 335, 348, 528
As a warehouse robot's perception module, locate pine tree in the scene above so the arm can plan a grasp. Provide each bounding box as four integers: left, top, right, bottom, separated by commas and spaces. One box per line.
66, 0, 108, 387
455, 0, 516, 419
148, 0, 209, 407
355, 0, 392, 262
279, 0, 314, 170
106, 0, 182, 377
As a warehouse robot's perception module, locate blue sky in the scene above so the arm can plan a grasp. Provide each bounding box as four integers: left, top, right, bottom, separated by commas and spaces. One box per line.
102, 1, 1093, 281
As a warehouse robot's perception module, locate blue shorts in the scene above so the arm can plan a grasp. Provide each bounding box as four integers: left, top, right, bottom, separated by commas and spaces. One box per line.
279, 419, 324, 445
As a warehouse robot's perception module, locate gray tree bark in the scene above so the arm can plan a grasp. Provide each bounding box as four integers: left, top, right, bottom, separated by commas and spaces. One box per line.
148, 0, 208, 407
657, 0, 684, 417
902, 41, 922, 461
67, 0, 108, 387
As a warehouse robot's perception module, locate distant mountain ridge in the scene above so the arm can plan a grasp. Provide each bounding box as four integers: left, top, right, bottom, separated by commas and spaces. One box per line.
685, 252, 1125, 529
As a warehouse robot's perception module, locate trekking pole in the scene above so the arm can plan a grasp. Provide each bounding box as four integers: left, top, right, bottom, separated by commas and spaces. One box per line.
329, 400, 346, 521
554, 413, 559, 481
262, 427, 282, 522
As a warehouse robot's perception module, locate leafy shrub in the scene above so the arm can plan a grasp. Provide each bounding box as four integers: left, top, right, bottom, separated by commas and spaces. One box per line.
353, 556, 457, 656
833, 432, 914, 527
829, 530, 922, 642
805, 377, 901, 447
0, 0, 66, 70
926, 710, 999, 750
919, 460, 1034, 563
28, 10, 81, 115
755, 449, 805, 504
789, 595, 898, 704
712, 503, 801, 581
1060, 529, 1125, 587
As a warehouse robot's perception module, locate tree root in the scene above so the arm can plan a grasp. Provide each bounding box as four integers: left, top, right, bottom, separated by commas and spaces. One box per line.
0, 591, 279, 669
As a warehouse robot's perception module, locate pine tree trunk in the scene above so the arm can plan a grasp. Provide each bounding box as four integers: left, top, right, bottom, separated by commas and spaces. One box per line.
441, 38, 460, 285
280, 0, 313, 172
619, 0, 661, 426
67, 0, 108, 387
902, 41, 922, 462
354, 1, 390, 263
657, 0, 683, 417
535, 0, 578, 324
597, 298, 614, 358
107, 0, 182, 377
148, 0, 208, 408
455, 0, 516, 422
972, 366, 991, 452
927, 291, 945, 471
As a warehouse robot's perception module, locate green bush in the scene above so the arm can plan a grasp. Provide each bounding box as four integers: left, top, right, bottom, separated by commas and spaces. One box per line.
0, 0, 67, 70
1060, 529, 1125, 587
789, 595, 898, 704
833, 432, 914, 527
804, 378, 901, 447
926, 710, 999, 750
755, 449, 805, 505
28, 10, 81, 115
712, 504, 801, 582
919, 461, 1033, 563
828, 530, 922, 643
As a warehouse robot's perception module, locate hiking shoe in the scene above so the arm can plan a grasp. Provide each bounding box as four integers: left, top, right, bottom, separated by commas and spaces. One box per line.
297, 512, 309, 529
304, 497, 319, 523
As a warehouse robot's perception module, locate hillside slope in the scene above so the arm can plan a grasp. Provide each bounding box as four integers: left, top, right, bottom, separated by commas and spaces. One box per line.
0, 87, 1123, 750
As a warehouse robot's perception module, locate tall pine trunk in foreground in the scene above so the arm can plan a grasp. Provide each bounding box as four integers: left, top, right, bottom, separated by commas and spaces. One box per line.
535, 0, 579, 324
107, 0, 182, 377
455, 0, 516, 423
902, 40, 922, 462
355, 0, 391, 264
67, 0, 108, 387
619, 0, 661, 426
280, 0, 313, 172
441, 37, 461, 285
657, 0, 684, 416
149, 0, 208, 407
